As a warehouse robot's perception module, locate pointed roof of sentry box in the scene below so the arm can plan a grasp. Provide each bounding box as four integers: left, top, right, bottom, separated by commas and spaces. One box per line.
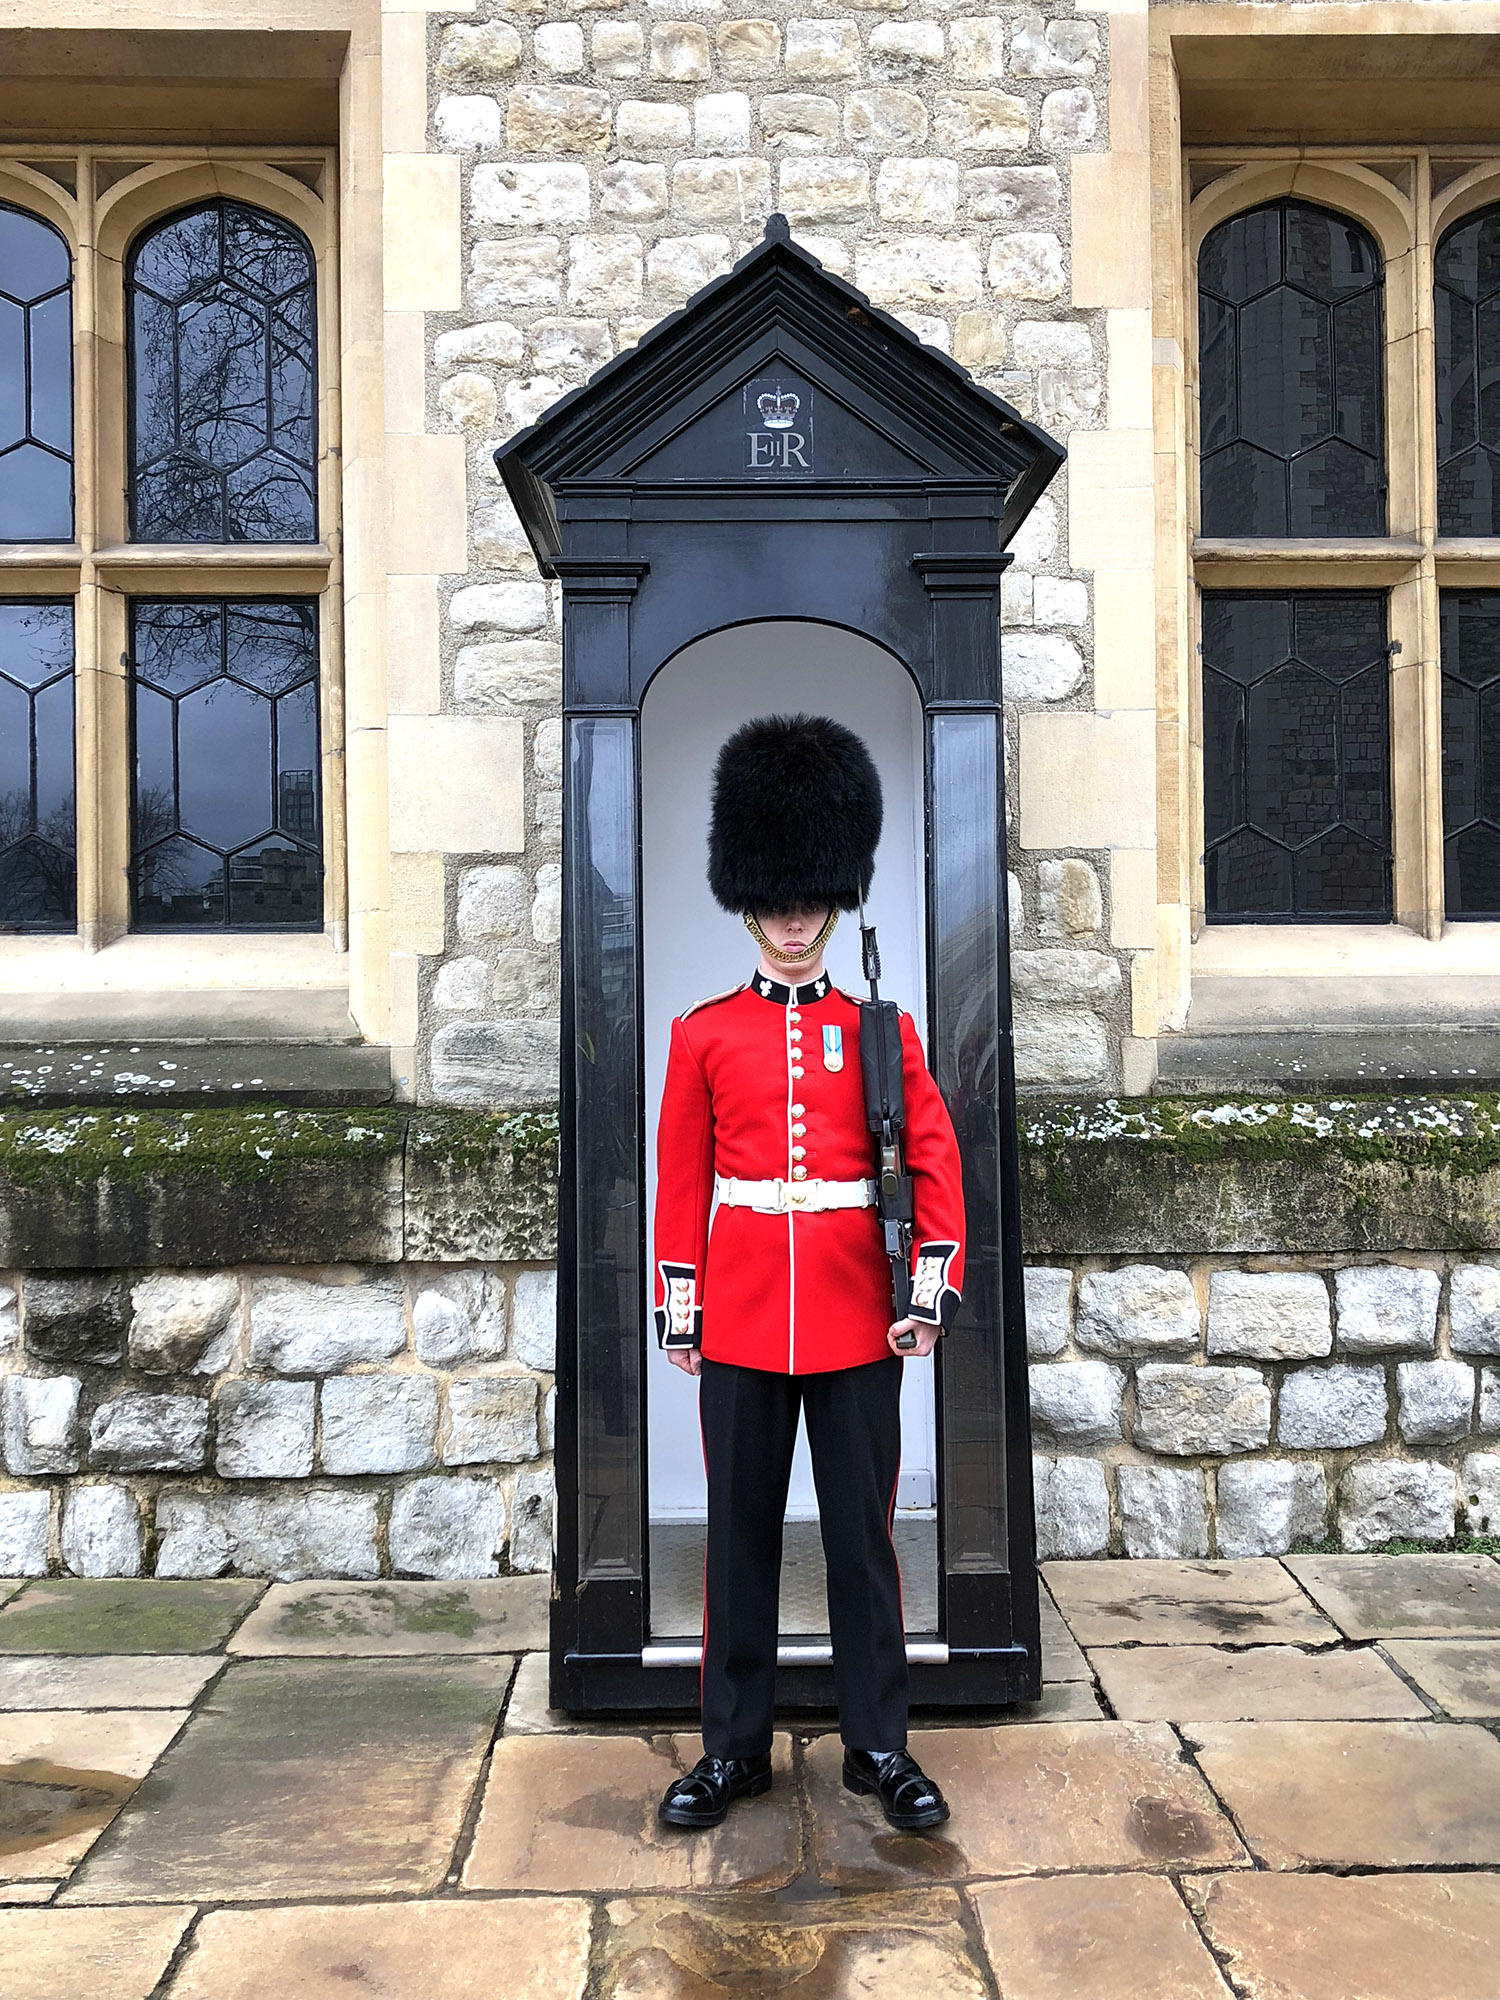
496, 213, 1065, 575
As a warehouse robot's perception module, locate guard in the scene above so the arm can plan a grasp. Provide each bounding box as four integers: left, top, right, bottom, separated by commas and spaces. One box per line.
652, 713, 966, 1834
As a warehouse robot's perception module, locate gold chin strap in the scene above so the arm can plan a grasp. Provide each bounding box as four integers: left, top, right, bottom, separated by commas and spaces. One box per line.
745, 908, 840, 967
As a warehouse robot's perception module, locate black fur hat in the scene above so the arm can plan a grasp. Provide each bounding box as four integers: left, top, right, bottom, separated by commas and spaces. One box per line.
708, 713, 883, 914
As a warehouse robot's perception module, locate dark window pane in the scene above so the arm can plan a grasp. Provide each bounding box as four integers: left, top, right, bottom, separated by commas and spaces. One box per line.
1436, 205, 1500, 535
1441, 589, 1500, 916
0, 204, 73, 542
1202, 591, 1392, 921
0, 599, 74, 931
131, 598, 322, 931
1199, 200, 1386, 538
127, 201, 317, 544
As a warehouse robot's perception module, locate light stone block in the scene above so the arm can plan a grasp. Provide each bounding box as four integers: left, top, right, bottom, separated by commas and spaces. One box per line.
502, 374, 568, 431
601, 161, 670, 220
389, 716, 525, 856
1039, 858, 1101, 940
1337, 1461, 1457, 1552
1013, 1007, 1109, 1087
473, 504, 538, 571
439, 22, 524, 84
1207, 1270, 1332, 1362
1134, 1364, 1271, 1457
1071, 151, 1150, 309
1019, 711, 1157, 850
1092, 568, 1155, 709
492, 949, 557, 1014
950, 18, 1006, 82
435, 95, 502, 147
430, 1020, 562, 1108
458, 863, 528, 942
1012, 320, 1091, 370
762, 94, 841, 153
1449, 1264, 1500, 1355
964, 164, 1061, 223
845, 87, 929, 150
536, 22, 586, 73
868, 22, 943, 80
1215, 1460, 1327, 1559
390, 852, 446, 958
413, 1272, 508, 1368
989, 231, 1065, 301
569, 233, 645, 310
385, 155, 462, 312
1480, 1368, 1500, 1435
449, 581, 549, 634
1277, 1365, 1388, 1450
216, 1381, 316, 1480
530, 317, 612, 373
1011, 948, 1120, 1007
512, 1269, 558, 1372
248, 1277, 407, 1376
510, 1467, 555, 1572
507, 85, 613, 153
1005, 572, 1035, 624
1024, 1266, 1072, 1358
1108, 847, 1156, 952
1037, 364, 1102, 430
434, 320, 524, 368
855, 236, 982, 306
1012, 13, 1100, 78
592, 23, 644, 77
1118, 1465, 1208, 1559
1397, 1360, 1475, 1446
156, 1488, 381, 1582
385, 433, 468, 577
532, 861, 562, 944
455, 639, 562, 710
785, 20, 862, 82
1461, 1452, 1500, 1537
615, 100, 692, 150
0, 1491, 49, 1576
534, 717, 563, 784
0, 1284, 16, 1357
444, 374, 501, 439
1336, 1266, 1440, 1355
673, 158, 772, 224
1077, 1265, 1199, 1358
1033, 1454, 1109, 1559
893, 311, 950, 352
955, 311, 1007, 368
717, 19, 781, 75
321, 1376, 440, 1476
472, 161, 592, 226
390, 1477, 507, 1579
3, 1375, 82, 1475
1009, 493, 1058, 566
1001, 631, 1084, 700
695, 91, 753, 152
651, 21, 711, 80
875, 158, 960, 225
1029, 1360, 1122, 1444
647, 234, 734, 301
789, 232, 851, 276
779, 157, 870, 222
61, 1486, 143, 1578
88, 1394, 206, 1473
934, 91, 1029, 155
1042, 86, 1098, 146
446, 1375, 541, 1464
1068, 427, 1154, 569
470, 237, 562, 311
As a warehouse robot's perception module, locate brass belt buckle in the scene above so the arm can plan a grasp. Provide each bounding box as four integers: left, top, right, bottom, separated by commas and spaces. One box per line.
786, 1180, 809, 1211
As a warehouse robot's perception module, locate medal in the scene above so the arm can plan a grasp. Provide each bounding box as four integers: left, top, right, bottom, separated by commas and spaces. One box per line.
822, 1025, 844, 1072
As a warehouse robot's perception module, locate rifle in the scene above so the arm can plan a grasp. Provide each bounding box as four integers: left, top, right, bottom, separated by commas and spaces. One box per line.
858, 916, 917, 1348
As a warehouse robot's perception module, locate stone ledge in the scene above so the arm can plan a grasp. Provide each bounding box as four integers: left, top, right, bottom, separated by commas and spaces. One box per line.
0, 1109, 559, 1269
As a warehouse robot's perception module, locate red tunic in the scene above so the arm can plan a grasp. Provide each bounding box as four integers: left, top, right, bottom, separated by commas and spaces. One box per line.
652, 972, 966, 1374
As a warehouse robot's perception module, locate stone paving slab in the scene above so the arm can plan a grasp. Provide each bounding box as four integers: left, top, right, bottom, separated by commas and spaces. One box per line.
970, 1872, 1233, 2000
0, 1881, 57, 1904
1283, 1554, 1500, 1639
227, 1578, 549, 1657
1186, 1870, 1500, 2000
3, 1905, 194, 2000
1381, 1639, 1500, 1717
597, 1888, 988, 1998
1039, 1586, 1090, 1682
0, 1582, 263, 1656
61, 1659, 507, 1904
1186, 1720, 1500, 1869
0, 1583, 23, 1609
465, 1734, 801, 1893
0, 1657, 219, 1712
806, 1723, 1248, 1887
1042, 1561, 1338, 1648
0, 1711, 189, 1883
1090, 1644, 1428, 1722
164, 1898, 594, 2000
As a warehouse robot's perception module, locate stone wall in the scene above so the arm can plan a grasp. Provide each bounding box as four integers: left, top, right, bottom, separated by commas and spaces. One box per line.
1027, 1255, 1500, 1560
0, 1265, 556, 1582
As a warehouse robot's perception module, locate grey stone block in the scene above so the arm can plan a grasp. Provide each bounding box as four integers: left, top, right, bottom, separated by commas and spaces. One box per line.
89, 1394, 209, 1472
1024, 1266, 1071, 1358
0, 1490, 49, 1576
1277, 1364, 1388, 1449
22, 1275, 129, 1366
510, 1466, 554, 1572
2, 1374, 82, 1474
62, 1485, 142, 1577
1461, 1452, 1500, 1537
321, 1376, 439, 1475
1032, 1454, 1109, 1559
1483, 1368, 1500, 1436
1449, 1264, 1500, 1356
411, 1271, 507, 1367
429, 1019, 562, 1109
511, 1268, 557, 1372
389, 1475, 507, 1578
1075, 1265, 1200, 1358
1028, 1360, 1122, 1444
1206, 1270, 1332, 1361
445, 1374, 540, 1465
248, 1275, 406, 1375
0, 1283, 17, 1355
1335, 1265, 1439, 1354
129, 1272, 239, 1375
155, 1487, 381, 1580
1396, 1359, 1475, 1445
1118, 1465, 1209, 1558
215, 1381, 316, 1480
1214, 1459, 1327, 1557
1134, 1364, 1272, 1457
1337, 1460, 1457, 1551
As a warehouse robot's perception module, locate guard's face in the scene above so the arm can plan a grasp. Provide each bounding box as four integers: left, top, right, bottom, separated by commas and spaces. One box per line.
753, 905, 830, 960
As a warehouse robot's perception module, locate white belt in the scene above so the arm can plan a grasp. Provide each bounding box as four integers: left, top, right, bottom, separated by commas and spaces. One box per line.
714, 1174, 876, 1215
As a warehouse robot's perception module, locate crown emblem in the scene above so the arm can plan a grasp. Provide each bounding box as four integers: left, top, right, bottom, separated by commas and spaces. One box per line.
757, 389, 800, 430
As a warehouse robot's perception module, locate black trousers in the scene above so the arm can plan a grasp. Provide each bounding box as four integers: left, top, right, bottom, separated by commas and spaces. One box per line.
698, 1354, 907, 1758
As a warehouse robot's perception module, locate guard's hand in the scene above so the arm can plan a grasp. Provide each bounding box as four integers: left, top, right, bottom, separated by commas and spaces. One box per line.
888, 1318, 939, 1358
667, 1346, 703, 1376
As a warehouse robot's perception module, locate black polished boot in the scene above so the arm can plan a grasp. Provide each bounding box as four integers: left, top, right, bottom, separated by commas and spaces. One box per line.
658, 1752, 773, 1829
843, 1748, 950, 1831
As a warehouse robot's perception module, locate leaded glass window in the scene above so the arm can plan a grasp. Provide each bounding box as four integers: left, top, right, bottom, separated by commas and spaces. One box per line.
1440, 591, 1500, 916
1199, 200, 1386, 537
131, 598, 322, 930
0, 205, 72, 541
0, 600, 74, 931
128, 200, 317, 544
1202, 592, 1392, 921
1435, 206, 1500, 537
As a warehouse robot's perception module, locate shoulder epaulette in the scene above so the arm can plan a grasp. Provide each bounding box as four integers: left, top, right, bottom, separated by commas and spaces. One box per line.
680, 984, 745, 1020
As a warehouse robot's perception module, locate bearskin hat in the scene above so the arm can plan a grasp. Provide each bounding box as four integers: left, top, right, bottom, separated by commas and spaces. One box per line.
707, 713, 883, 914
